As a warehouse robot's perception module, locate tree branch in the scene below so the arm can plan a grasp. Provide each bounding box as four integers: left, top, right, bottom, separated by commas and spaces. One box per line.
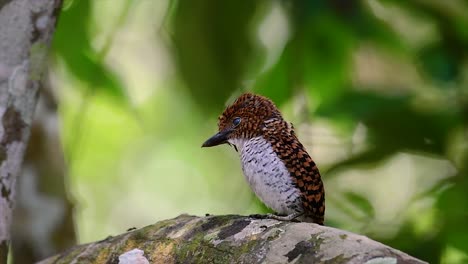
39, 215, 427, 264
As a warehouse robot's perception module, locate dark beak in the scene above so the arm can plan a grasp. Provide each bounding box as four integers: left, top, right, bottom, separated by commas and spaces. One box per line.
202, 130, 231, 147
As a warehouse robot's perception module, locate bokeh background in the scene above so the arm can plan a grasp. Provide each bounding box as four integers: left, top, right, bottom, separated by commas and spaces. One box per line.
11, 0, 468, 263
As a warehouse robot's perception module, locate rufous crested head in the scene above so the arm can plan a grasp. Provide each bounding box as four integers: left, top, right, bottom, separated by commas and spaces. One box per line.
202, 93, 282, 147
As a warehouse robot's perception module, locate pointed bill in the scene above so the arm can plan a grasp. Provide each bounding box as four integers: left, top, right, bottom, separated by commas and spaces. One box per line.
201, 130, 231, 147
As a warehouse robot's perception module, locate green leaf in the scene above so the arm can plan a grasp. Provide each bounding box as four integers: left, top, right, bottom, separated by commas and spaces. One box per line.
379, 221, 443, 263
344, 191, 375, 219
418, 44, 459, 84
302, 13, 355, 108
170, 0, 260, 112
52, 0, 127, 100
350, 2, 408, 53
255, 8, 356, 108
437, 174, 468, 254
316, 90, 459, 155
253, 45, 296, 107
324, 148, 396, 177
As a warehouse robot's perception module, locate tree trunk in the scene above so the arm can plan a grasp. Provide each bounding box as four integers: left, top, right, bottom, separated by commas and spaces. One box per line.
12, 75, 76, 264
0, 0, 63, 263
38, 214, 427, 264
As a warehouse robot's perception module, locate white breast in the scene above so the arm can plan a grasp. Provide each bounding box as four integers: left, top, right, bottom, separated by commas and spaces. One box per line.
228, 137, 302, 214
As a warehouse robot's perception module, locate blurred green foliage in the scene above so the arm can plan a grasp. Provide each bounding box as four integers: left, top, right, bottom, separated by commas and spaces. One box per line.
50, 0, 468, 263
53, 0, 127, 99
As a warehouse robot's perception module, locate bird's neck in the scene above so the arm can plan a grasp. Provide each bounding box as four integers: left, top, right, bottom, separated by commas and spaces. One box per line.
228, 137, 250, 153
229, 136, 278, 157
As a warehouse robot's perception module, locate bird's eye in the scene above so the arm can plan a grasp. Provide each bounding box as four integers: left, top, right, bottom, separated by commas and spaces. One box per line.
232, 117, 241, 127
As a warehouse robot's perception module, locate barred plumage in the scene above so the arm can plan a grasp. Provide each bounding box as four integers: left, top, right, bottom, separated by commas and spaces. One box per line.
202, 93, 325, 225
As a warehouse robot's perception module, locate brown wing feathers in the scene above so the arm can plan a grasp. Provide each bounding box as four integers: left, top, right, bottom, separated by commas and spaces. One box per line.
264, 119, 325, 224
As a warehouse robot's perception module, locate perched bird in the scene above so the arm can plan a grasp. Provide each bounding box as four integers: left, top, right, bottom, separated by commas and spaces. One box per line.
202, 93, 325, 224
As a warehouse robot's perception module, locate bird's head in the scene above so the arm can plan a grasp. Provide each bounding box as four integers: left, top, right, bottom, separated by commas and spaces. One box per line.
202, 93, 282, 149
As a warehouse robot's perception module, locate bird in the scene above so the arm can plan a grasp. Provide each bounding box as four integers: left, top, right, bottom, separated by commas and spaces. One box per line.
202, 93, 325, 224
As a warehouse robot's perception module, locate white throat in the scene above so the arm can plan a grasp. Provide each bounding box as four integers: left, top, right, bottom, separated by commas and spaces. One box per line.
227, 138, 248, 152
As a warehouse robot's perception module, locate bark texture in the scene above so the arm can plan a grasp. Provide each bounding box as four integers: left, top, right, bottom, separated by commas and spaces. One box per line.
0, 0, 62, 263
39, 215, 427, 264
12, 78, 76, 263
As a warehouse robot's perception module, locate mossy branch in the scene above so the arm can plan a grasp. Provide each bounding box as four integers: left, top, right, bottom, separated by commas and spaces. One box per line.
39, 215, 426, 264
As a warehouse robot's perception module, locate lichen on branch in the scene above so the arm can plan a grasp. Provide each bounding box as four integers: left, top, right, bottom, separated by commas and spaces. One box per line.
39, 214, 427, 264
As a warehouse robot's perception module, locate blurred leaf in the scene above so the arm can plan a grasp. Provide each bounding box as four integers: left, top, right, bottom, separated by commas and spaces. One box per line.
171, 0, 260, 112
344, 191, 375, 219
302, 14, 355, 108
379, 221, 443, 263
256, 0, 406, 108
253, 196, 273, 214
437, 172, 468, 254
418, 44, 459, 84
351, 4, 407, 53
52, 0, 127, 100
254, 51, 294, 106
316, 88, 410, 120
324, 148, 396, 176
317, 90, 460, 155
386, 0, 468, 83
255, 2, 356, 108
364, 105, 456, 155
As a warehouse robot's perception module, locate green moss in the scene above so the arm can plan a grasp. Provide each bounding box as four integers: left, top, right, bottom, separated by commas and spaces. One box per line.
236, 239, 260, 256
322, 253, 353, 264
175, 233, 208, 262
203, 232, 218, 241
94, 246, 113, 263
286, 234, 353, 263
175, 230, 260, 264
52, 245, 94, 263
131, 227, 152, 241
339, 234, 348, 240
283, 234, 327, 263
175, 215, 261, 263
308, 234, 325, 250
200, 215, 240, 232
29, 42, 48, 80
265, 228, 283, 241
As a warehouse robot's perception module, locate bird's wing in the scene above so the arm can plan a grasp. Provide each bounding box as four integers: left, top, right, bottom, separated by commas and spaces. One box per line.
264, 120, 325, 224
